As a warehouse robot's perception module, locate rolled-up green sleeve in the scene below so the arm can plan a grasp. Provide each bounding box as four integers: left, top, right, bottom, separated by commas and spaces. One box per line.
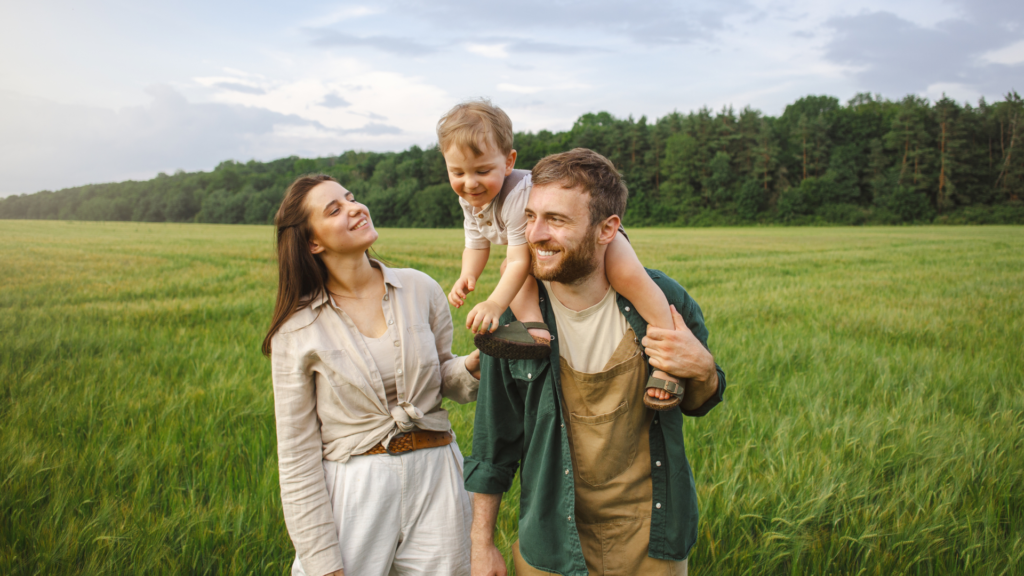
464, 349, 525, 494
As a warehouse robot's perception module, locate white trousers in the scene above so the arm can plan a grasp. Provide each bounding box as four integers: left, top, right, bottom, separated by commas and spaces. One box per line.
292, 442, 473, 576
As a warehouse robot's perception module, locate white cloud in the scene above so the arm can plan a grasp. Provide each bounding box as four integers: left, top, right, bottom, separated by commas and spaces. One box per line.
466, 43, 509, 58
921, 82, 983, 104
497, 83, 544, 94
981, 39, 1024, 65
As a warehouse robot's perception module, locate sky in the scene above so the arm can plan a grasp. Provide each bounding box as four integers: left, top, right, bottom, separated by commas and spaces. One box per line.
1, 0, 1022, 197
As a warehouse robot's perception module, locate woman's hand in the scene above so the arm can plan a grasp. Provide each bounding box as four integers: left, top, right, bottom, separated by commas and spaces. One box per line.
448, 275, 476, 308
465, 349, 482, 380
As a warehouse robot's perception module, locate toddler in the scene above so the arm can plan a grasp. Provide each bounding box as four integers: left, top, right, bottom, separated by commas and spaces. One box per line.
438, 99, 683, 410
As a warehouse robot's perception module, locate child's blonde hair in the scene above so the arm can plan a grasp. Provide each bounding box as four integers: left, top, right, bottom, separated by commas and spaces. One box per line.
436, 99, 514, 156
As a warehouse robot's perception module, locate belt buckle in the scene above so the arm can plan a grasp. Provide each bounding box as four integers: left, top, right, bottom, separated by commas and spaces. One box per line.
385, 433, 407, 455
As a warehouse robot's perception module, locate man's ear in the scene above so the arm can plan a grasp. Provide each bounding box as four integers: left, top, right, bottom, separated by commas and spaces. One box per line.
505, 149, 517, 175
597, 215, 620, 245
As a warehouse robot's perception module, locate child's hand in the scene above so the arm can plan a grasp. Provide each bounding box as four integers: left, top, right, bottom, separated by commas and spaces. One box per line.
467, 300, 505, 333
448, 276, 476, 308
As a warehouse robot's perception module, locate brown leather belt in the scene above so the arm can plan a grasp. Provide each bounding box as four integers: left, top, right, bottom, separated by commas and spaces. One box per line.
356, 430, 453, 456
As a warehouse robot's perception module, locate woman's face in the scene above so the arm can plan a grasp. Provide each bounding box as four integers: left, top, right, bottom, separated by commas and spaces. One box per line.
304, 181, 377, 258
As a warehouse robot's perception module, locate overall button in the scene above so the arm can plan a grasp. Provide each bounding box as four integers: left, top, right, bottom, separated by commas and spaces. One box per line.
656, 461, 662, 467
656, 503, 662, 509
625, 306, 631, 312
527, 373, 532, 379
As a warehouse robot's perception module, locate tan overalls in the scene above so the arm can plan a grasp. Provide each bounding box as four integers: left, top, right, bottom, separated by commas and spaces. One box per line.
513, 329, 687, 576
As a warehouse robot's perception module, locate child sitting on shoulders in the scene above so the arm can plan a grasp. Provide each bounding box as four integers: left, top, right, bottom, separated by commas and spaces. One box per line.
438, 99, 683, 410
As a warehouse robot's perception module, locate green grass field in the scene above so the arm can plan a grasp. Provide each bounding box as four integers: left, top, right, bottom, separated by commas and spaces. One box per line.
1, 221, 1022, 575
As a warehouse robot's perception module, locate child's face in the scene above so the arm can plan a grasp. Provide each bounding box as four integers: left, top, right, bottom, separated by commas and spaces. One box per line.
443, 138, 517, 209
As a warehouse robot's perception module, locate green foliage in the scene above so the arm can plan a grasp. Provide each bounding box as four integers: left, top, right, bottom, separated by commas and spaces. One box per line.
1, 222, 1022, 575
3, 92, 1024, 226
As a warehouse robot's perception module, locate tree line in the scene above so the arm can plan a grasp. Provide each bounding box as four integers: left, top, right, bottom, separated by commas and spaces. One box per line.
2, 91, 1023, 226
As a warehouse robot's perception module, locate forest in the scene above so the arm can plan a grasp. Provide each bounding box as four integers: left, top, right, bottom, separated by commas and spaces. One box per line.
2, 91, 1023, 226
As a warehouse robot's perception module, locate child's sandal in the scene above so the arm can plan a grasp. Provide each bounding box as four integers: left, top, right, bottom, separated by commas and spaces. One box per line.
474, 321, 551, 360
643, 375, 686, 411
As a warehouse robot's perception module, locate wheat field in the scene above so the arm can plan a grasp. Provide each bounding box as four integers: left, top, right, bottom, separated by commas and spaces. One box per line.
1, 220, 1022, 575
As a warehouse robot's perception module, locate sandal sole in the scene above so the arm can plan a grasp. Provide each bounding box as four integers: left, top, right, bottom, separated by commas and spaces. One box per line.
474, 333, 551, 360
643, 394, 683, 411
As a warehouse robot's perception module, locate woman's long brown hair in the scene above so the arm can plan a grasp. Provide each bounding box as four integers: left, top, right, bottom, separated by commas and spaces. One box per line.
261, 174, 336, 356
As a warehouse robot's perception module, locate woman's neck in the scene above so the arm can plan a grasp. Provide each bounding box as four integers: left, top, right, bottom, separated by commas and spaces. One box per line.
322, 251, 382, 299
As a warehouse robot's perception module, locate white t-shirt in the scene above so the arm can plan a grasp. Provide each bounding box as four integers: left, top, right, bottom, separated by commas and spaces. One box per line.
460, 169, 532, 249
543, 282, 629, 374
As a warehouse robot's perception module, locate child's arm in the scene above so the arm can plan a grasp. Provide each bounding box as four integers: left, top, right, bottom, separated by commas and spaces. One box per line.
466, 243, 531, 333
449, 246, 490, 308
606, 232, 673, 332
606, 232, 679, 396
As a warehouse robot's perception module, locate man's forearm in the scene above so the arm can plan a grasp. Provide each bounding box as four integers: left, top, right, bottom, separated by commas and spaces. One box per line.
470, 492, 508, 576
680, 356, 718, 411
471, 492, 502, 546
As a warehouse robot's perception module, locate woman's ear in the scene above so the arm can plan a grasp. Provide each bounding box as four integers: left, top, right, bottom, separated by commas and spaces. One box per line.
309, 238, 325, 255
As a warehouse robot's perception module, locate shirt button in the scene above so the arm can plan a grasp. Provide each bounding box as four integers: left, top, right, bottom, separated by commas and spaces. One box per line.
656, 503, 662, 509
527, 373, 532, 379
393, 341, 400, 347
384, 295, 389, 301
561, 423, 564, 428
564, 469, 569, 475
567, 516, 572, 521
486, 221, 492, 226
388, 319, 394, 325
656, 461, 662, 467
396, 369, 403, 375
654, 419, 659, 424
625, 306, 631, 312
477, 213, 484, 218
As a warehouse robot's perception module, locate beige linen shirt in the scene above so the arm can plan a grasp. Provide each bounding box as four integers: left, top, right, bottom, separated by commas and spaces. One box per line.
270, 261, 479, 576
460, 169, 531, 249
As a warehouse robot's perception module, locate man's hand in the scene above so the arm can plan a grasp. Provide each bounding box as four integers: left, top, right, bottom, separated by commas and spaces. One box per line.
465, 349, 482, 380
449, 275, 477, 308
471, 542, 508, 576
467, 300, 505, 333
642, 305, 719, 409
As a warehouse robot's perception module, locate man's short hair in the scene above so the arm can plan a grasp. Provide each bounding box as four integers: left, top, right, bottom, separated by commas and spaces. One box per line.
436, 99, 514, 156
531, 148, 628, 226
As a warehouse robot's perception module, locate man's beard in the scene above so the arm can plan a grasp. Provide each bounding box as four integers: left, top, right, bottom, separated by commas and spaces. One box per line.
530, 226, 600, 285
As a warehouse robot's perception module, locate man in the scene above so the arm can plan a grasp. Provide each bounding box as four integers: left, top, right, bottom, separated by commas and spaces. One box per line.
463, 148, 726, 576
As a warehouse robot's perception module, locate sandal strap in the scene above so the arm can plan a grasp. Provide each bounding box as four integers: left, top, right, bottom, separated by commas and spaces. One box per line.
520, 322, 549, 331
647, 376, 686, 397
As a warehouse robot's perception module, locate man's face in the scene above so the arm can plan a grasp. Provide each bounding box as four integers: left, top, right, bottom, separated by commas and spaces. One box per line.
525, 182, 600, 284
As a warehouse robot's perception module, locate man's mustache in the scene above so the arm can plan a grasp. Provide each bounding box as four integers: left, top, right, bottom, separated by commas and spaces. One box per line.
530, 241, 562, 252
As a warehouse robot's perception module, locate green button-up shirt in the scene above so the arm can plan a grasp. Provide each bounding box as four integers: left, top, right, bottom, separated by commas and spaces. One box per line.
464, 269, 726, 576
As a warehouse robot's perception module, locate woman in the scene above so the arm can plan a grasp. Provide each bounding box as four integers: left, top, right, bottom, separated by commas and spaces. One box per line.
262, 174, 481, 576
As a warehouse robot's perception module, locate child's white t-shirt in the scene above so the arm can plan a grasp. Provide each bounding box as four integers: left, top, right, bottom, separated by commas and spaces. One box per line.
459, 169, 532, 249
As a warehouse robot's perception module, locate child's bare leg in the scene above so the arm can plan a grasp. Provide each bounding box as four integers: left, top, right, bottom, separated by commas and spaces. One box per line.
605, 232, 676, 400
501, 258, 550, 341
